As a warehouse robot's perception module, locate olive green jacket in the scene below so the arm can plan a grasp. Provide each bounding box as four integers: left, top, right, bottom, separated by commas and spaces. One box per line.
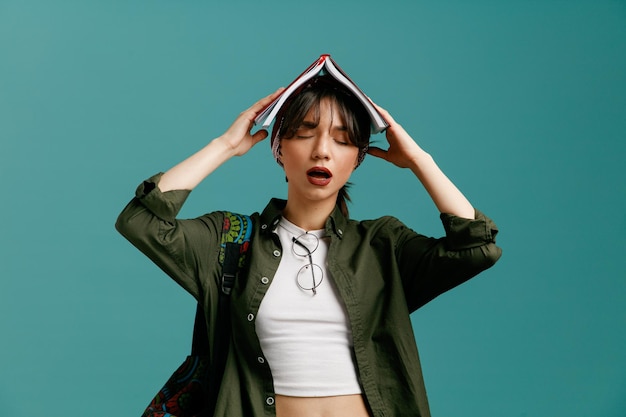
116, 173, 502, 417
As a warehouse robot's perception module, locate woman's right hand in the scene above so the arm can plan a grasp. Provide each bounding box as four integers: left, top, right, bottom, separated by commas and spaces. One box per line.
219, 88, 284, 157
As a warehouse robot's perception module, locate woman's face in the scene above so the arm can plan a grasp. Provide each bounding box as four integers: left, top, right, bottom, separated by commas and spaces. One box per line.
280, 97, 360, 205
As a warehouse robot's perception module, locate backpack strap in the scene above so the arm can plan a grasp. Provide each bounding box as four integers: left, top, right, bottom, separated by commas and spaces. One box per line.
190, 212, 253, 356
218, 211, 253, 295
206, 212, 253, 412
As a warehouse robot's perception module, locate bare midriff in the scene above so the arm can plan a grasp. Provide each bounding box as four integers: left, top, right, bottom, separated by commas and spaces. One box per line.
275, 394, 371, 417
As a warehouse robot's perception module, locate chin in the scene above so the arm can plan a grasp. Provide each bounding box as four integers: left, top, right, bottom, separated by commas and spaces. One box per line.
293, 188, 339, 204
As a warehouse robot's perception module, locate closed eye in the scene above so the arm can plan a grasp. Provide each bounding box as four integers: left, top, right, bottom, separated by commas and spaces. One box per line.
333, 126, 351, 146
295, 124, 315, 139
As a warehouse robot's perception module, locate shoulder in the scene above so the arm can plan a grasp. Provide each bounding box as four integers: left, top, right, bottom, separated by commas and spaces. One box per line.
344, 215, 419, 245
351, 215, 410, 232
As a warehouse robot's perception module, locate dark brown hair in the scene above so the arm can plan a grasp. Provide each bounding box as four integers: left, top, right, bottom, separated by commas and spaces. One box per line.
272, 76, 371, 217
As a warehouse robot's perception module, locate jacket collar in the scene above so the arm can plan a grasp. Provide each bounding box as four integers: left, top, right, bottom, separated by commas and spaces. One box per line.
259, 198, 347, 239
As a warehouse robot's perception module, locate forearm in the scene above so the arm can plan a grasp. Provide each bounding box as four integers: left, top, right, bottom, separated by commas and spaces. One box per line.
158, 88, 283, 192
159, 136, 236, 192
408, 150, 475, 219
367, 103, 476, 219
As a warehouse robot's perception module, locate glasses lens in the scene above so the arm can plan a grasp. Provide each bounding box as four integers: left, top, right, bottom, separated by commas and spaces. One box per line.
292, 233, 319, 257
296, 263, 324, 292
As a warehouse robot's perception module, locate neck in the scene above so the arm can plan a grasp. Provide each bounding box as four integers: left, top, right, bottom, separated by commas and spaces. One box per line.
282, 195, 336, 231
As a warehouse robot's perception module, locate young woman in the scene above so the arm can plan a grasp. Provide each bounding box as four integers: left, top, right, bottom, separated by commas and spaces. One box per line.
116, 76, 502, 417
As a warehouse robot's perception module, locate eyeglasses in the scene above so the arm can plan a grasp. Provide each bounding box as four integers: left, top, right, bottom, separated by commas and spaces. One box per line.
291, 233, 324, 295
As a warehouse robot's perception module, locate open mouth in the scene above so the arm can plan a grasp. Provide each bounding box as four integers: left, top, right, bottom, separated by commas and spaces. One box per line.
307, 167, 332, 179
306, 167, 332, 185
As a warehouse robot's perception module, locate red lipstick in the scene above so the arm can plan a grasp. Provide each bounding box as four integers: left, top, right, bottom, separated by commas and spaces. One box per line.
306, 166, 332, 186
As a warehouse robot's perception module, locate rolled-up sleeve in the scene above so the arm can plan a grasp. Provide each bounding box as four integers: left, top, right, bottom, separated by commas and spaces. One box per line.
115, 173, 222, 300
397, 209, 502, 312
130, 172, 191, 222
440, 209, 499, 250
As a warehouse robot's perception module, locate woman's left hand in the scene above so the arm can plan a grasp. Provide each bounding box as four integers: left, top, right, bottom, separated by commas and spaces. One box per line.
367, 102, 475, 218
367, 103, 426, 169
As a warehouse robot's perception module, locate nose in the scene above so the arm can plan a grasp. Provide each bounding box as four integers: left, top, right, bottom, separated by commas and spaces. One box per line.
311, 135, 331, 160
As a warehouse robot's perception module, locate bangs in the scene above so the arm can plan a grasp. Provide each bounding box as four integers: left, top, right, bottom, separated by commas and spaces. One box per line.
277, 80, 371, 149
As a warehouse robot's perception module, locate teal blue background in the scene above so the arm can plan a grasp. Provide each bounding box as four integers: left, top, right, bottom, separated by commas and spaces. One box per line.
1, 1, 625, 415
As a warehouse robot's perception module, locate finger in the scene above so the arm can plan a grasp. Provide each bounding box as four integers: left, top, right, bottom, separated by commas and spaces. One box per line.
251, 129, 269, 144
240, 88, 282, 122
373, 103, 397, 125
367, 146, 388, 160
269, 86, 285, 99
249, 87, 285, 112
368, 101, 399, 129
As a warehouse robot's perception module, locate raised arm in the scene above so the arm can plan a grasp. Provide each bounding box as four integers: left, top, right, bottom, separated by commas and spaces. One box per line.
367, 104, 475, 219
158, 88, 283, 192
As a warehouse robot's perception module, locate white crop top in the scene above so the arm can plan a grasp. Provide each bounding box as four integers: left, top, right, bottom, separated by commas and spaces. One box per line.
255, 217, 362, 397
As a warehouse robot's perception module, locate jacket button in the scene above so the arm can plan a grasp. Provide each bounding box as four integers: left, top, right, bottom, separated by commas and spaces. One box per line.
261, 224, 268, 230
337, 228, 343, 236
261, 276, 269, 284
257, 356, 265, 364
266, 396, 275, 406
247, 313, 255, 321
273, 250, 281, 257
